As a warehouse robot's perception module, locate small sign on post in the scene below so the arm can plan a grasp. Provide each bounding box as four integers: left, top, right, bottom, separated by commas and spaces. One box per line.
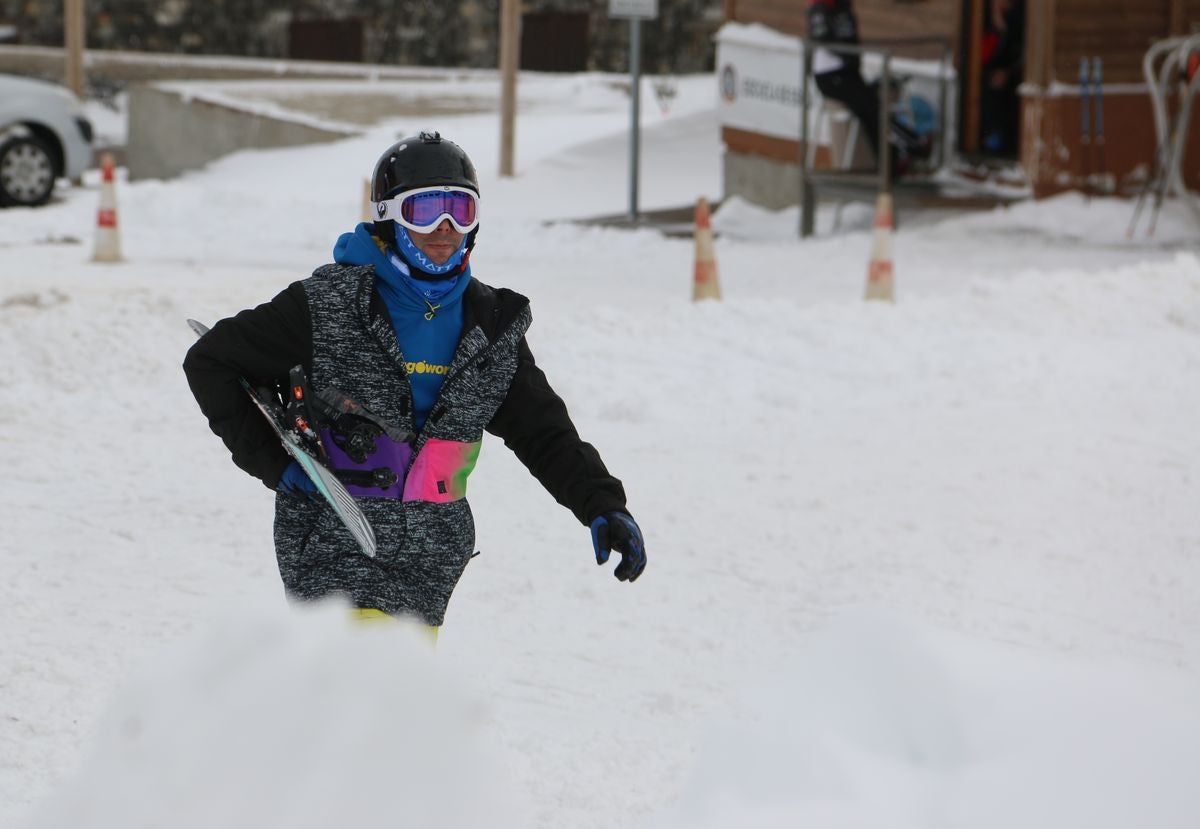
608, 0, 658, 222
608, 0, 658, 18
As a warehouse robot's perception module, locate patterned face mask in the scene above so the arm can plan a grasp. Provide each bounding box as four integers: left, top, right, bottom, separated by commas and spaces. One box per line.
391, 226, 469, 277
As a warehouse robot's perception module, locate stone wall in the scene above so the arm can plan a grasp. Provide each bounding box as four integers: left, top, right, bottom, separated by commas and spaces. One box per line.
0, 0, 723, 73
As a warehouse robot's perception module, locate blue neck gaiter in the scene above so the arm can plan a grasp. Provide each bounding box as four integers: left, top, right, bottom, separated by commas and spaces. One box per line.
393, 225, 469, 278
332, 223, 472, 429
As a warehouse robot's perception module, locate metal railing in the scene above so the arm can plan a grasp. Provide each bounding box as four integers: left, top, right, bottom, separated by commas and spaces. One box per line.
799, 37, 953, 238
1127, 34, 1200, 237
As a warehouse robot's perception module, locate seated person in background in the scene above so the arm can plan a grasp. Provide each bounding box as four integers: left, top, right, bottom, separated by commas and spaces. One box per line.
806, 0, 930, 172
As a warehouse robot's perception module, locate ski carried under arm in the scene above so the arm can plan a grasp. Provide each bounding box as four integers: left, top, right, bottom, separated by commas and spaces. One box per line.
187, 319, 377, 558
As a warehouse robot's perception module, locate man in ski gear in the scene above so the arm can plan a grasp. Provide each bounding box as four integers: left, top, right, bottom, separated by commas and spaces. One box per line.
184, 132, 647, 628
806, 0, 928, 172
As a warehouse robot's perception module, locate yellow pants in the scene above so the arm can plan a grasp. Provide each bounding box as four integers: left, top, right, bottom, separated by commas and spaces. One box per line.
349, 607, 439, 645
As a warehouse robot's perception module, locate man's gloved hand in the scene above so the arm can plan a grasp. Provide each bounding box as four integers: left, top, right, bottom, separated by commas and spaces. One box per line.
277, 460, 318, 498
590, 511, 647, 582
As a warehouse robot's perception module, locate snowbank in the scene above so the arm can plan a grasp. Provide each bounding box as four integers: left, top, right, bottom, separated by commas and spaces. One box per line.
657, 613, 1200, 829
23, 603, 526, 829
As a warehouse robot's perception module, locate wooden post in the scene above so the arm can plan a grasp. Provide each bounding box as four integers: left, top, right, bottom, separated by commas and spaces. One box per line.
64, 0, 85, 97
498, 0, 520, 177
1020, 0, 1058, 199
1170, 0, 1185, 36
1023, 0, 1044, 86
1043, 0, 1057, 86
1026, 0, 1057, 87
963, 0, 984, 153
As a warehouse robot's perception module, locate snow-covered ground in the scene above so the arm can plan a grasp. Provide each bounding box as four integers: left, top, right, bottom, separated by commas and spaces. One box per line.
2, 69, 1199, 828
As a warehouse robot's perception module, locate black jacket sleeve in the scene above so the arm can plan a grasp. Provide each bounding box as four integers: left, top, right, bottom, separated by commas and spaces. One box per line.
182, 282, 313, 489
486, 339, 628, 526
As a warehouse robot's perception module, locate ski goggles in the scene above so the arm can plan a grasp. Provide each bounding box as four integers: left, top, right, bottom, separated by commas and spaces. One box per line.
373, 186, 480, 234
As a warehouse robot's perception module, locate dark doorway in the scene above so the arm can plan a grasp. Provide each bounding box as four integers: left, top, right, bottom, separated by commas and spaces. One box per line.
289, 19, 365, 63
521, 12, 589, 72
959, 0, 1024, 158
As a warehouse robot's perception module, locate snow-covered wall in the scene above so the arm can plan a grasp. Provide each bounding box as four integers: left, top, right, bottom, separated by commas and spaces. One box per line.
126, 83, 359, 181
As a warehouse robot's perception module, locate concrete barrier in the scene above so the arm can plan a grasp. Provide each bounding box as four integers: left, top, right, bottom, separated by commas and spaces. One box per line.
0, 44, 465, 86
126, 84, 360, 181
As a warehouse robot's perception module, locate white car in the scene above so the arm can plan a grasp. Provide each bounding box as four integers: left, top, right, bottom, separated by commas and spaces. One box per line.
0, 74, 94, 206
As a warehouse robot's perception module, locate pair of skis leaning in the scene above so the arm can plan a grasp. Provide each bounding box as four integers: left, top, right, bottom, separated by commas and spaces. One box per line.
188, 319, 414, 558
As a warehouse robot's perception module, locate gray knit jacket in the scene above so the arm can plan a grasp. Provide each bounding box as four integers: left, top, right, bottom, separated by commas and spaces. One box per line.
184, 264, 628, 625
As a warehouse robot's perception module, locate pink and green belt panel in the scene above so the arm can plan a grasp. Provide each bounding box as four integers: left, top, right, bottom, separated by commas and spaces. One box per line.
402, 438, 481, 503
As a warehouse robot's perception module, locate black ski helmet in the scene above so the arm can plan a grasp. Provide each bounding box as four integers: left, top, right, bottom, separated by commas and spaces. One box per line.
370, 131, 479, 257
371, 131, 478, 201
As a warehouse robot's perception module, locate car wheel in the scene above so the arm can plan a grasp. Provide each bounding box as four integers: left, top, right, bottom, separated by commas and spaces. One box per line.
0, 134, 58, 207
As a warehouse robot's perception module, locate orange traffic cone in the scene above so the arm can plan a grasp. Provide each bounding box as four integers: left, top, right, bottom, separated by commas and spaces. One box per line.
692, 197, 721, 301
92, 152, 123, 263
864, 192, 894, 302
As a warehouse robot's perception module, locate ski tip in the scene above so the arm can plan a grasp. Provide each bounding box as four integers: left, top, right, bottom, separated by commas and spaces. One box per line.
186, 318, 211, 338
353, 520, 378, 559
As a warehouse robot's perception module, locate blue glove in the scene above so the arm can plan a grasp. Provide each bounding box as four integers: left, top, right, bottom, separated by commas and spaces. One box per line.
590, 511, 647, 582
277, 460, 318, 498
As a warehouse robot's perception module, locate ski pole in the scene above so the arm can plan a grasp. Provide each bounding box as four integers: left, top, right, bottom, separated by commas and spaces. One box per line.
1148, 49, 1189, 237
1079, 57, 1091, 199
1092, 57, 1107, 194
1127, 166, 1158, 238
1128, 43, 1176, 237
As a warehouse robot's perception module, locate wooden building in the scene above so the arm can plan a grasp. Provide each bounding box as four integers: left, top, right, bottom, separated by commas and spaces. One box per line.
720, 0, 1200, 200
1021, 0, 1200, 195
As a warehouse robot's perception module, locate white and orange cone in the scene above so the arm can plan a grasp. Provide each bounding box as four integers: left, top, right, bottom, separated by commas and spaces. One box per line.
864, 192, 894, 302
91, 152, 123, 263
692, 197, 721, 302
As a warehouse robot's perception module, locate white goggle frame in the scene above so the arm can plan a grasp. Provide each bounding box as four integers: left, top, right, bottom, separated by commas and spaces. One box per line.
372, 185, 480, 234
